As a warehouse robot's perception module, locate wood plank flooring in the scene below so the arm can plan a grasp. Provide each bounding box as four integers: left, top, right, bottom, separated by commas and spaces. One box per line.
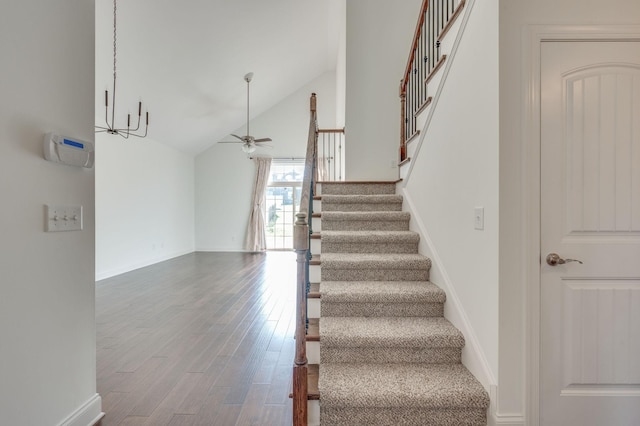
96, 252, 296, 426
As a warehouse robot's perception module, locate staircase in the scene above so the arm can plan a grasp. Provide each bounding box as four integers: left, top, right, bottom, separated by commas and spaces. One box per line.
307, 181, 489, 425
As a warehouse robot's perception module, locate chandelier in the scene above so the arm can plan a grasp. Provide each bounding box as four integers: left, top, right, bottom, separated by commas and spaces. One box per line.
95, 0, 149, 138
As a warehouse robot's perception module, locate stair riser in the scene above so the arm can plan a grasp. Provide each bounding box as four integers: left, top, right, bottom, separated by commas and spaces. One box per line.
310, 265, 321, 283
308, 400, 320, 426
320, 407, 488, 426
321, 302, 443, 317
321, 203, 403, 212
307, 341, 320, 364
320, 347, 461, 364
322, 269, 429, 281
321, 220, 409, 231
322, 242, 418, 254
311, 238, 321, 254
308, 298, 321, 319
317, 183, 396, 195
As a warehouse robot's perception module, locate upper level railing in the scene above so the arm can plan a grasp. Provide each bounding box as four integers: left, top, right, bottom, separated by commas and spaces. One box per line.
317, 128, 345, 182
399, 0, 465, 161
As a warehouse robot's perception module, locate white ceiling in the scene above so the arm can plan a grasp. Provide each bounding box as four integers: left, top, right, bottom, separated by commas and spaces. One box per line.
95, 0, 343, 155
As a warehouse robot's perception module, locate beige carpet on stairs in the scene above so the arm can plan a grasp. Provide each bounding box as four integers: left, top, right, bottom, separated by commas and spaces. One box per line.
315, 181, 489, 426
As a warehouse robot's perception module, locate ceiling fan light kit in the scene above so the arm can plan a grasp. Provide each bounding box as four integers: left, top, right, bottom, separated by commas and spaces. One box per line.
95, 0, 149, 139
241, 142, 256, 154
219, 72, 272, 154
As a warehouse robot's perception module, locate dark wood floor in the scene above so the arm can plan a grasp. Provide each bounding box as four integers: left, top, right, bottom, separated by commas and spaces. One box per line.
96, 252, 296, 426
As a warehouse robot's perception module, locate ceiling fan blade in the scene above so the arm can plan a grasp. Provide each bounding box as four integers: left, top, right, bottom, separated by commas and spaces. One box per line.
219, 141, 243, 144
254, 138, 272, 143
231, 134, 245, 141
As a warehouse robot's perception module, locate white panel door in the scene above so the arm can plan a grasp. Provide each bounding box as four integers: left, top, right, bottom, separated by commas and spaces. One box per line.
540, 41, 640, 426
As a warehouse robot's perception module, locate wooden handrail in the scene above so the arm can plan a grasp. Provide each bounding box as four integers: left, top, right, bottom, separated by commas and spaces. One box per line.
401, 0, 429, 94
292, 93, 318, 426
399, 0, 465, 162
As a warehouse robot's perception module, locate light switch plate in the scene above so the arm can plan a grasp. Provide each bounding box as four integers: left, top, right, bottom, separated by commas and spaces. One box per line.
474, 207, 484, 230
46, 205, 83, 232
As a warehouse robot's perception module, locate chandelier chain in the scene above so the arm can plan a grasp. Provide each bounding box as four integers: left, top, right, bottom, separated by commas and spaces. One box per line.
113, 0, 117, 80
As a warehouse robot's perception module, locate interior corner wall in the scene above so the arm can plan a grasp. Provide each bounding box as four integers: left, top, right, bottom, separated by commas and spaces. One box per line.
195, 71, 336, 251
95, 135, 195, 280
499, 0, 640, 420
0, 1, 101, 424
334, 0, 347, 129
403, 0, 499, 390
345, 0, 422, 180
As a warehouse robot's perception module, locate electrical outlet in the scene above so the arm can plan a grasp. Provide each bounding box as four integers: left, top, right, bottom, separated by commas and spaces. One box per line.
46, 205, 83, 232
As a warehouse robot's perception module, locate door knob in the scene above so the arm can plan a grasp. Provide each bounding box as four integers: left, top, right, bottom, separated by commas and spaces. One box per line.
546, 253, 583, 266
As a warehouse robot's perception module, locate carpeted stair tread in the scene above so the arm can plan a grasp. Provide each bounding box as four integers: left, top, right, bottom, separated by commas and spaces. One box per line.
321, 211, 411, 231
320, 194, 404, 211
320, 281, 445, 304
321, 253, 431, 270
319, 363, 490, 409
321, 211, 410, 222
321, 194, 403, 204
321, 230, 419, 244
319, 182, 397, 195
320, 316, 464, 349
320, 230, 420, 254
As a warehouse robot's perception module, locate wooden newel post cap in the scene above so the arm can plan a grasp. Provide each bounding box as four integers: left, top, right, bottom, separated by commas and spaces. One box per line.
310, 93, 317, 113
294, 212, 309, 251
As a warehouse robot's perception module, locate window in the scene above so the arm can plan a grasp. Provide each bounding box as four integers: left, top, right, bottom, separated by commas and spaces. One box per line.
265, 159, 305, 250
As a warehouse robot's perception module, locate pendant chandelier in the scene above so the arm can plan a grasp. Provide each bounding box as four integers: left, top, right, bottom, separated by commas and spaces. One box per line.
95, 0, 149, 139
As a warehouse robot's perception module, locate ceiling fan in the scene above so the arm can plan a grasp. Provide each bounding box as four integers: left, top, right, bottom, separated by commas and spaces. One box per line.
220, 72, 272, 154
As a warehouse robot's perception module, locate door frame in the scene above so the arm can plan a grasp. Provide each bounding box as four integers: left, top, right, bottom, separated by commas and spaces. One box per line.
522, 24, 640, 426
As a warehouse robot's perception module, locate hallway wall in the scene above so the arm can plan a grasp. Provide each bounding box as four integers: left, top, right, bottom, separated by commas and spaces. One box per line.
0, 1, 101, 424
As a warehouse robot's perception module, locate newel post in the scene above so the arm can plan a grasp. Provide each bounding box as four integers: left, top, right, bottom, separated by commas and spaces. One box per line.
293, 212, 309, 425
310, 93, 317, 113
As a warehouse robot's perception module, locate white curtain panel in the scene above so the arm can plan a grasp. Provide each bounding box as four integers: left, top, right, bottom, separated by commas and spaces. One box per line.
245, 157, 272, 251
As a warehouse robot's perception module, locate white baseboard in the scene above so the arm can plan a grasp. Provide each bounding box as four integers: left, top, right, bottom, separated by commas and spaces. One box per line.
487, 385, 525, 426
96, 249, 194, 281
193, 248, 249, 252
56, 394, 104, 426
489, 413, 526, 426
401, 189, 496, 392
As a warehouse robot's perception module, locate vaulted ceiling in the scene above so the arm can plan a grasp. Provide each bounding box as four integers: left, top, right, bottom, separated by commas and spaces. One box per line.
95, 0, 343, 155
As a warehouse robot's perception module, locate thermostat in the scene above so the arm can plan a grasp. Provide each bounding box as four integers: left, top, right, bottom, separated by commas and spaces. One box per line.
44, 133, 94, 168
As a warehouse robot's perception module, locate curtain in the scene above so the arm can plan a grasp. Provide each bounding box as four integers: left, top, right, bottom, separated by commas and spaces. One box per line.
245, 157, 272, 252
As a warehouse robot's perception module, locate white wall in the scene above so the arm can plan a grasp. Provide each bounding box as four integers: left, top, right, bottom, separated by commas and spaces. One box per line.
0, 1, 101, 425
345, 0, 422, 180
195, 71, 336, 251
403, 0, 499, 393
334, 0, 347, 129
499, 0, 640, 421
95, 135, 195, 280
